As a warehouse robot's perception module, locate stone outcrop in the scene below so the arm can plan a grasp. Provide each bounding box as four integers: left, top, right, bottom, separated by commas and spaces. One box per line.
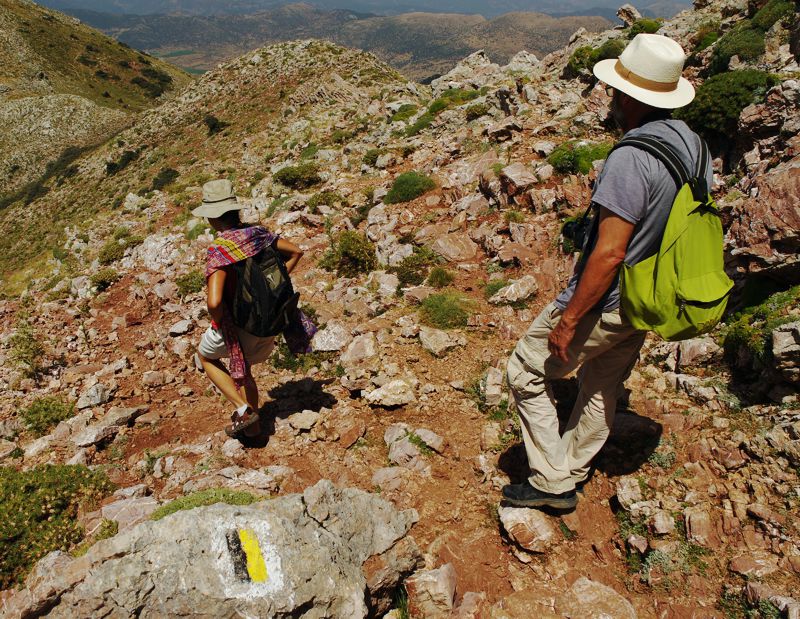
3, 481, 420, 618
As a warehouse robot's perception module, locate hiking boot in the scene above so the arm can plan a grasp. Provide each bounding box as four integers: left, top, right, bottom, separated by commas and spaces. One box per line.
502, 481, 577, 510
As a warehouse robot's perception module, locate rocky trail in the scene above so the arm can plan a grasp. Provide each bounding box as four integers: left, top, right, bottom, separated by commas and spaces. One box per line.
1, 0, 799, 617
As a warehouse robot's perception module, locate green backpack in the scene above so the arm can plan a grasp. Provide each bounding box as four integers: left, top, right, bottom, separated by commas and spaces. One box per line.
614, 136, 733, 341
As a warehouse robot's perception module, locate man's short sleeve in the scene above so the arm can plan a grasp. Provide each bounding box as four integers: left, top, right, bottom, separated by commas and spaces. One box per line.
592, 146, 650, 224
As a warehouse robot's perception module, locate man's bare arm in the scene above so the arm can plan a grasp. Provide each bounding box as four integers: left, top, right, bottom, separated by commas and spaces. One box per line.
548, 208, 635, 362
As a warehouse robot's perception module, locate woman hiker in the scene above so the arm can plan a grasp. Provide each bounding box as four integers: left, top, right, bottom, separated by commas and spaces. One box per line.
193, 179, 316, 438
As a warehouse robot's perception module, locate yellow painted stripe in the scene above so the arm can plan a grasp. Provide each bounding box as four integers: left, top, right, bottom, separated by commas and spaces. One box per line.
238, 529, 268, 583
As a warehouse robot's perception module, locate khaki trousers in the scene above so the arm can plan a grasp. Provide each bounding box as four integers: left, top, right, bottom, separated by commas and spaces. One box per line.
506, 301, 646, 494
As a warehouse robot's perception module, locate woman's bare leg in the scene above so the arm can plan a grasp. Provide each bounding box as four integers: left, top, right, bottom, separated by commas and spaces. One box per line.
198, 355, 248, 409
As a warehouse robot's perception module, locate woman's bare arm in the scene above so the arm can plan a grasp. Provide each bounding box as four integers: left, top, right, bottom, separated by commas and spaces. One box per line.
275, 238, 304, 274
206, 269, 226, 326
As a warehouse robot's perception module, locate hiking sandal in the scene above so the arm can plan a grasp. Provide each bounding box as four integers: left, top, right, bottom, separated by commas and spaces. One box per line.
224, 407, 260, 438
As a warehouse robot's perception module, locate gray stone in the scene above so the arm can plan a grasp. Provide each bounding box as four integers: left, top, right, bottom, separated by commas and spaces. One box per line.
104, 406, 147, 426
288, 410, 321, 432
169, 319, 192, 336
76, 382, 114, 409
0, 439, 18, 460
677, 337, 721, 370
340, 333, 378, 367
384, 423, 411, 446
405, 563, 458, 618
71, 423, 119, 448
418, 327, 467, 357
365, 379, 416, 408
616, 477, 643, 511
556, 577, 637, 618
431, 232, 479, 263
773, 321, 800, 383
486, 117, 522, 142
3, 481, 419, 619
0, 418, 23, 440
498, 507, 557, 553
500, 163, 537, 195
651, 510, 676, 536
311, 321, 352, 352
452, 194, 489, 219
488, 275, 538, 305
414, 428, 446, 454
24, 436, 53, 459
101, 496, 159, 531
388, 437, 429, 474
371, 467, 414, 493
483, 367, 504, 407
617, 3, 642, 26
142, 371, 166, 387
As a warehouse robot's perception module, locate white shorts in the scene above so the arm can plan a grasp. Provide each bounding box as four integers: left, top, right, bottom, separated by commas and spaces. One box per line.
197, 326, 275, 365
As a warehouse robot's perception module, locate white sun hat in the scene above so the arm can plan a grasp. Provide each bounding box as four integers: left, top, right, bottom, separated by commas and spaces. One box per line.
191, 179, 244, 218
592, 33, 695, 109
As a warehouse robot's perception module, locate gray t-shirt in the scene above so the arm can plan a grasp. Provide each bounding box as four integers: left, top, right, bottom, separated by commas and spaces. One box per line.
554, 119, 712, 312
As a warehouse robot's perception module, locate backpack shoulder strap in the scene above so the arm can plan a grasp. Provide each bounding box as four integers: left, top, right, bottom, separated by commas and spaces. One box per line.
611, 135, 690, 190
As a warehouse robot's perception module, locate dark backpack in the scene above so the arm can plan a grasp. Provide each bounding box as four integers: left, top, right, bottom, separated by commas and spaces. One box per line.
229, 244, 299, 337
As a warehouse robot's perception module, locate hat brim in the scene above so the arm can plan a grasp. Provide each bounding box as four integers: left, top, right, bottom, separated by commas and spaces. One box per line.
593, 58, 695, 109
191, 198, 242, 218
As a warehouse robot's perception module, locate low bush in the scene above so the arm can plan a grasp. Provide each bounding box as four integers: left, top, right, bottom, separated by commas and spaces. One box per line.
0, 465, 113, 587
693, 20, 720, 52
419, 290, 475, 329
319, 230, 377, 277
484, 278, 509, 299
176, 270, 205, 298
385, 171, 435, 204
391, 247, 440, 286
465, 103, 490, 121
389, 104, 418, 123
547, 141, 613, 175
405, 112, 434, 136
204, 114, 230, 136
362, 148, 385, 167
752, 0, 794, 32
151, 167, 179, 191
709, 22, 766, 74
721, 284, 799, 379
186, 222, 210, 240
20, 396, 75, 436
274, 163, 321, 189
105, 149, 139, 176
90, 268, 120, 292
427, 266, 455, 288
628, 18, 662, 38
567, 38, 626, 75
150, 488, 258, 521
675, 70, 779, 142
331, 129, 353, 144
10, 318, 44, 378
300, 143, 319, 160
271, 339, 335, 373
307, 191, 343, 213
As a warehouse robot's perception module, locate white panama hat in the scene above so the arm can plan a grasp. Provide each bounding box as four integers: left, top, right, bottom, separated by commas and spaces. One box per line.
593, 33, 695, 109
191, 179, 243, 218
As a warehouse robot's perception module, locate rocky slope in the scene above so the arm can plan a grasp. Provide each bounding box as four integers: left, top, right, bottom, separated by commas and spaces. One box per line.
0, 1, 799, 618
0, 0, 191, 196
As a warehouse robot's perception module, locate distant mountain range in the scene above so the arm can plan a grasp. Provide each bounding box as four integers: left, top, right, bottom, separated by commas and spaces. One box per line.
37, 3, 617, 81
37, 0, 690, 18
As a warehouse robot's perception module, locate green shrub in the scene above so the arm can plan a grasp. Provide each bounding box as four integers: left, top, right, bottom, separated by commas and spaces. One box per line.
721, 285, 799, 379
709, 22, 766, 74
389, 104, 418, 123
98, 231, 143, 265
505, 210, 525, 224
20, 397, 75, 437
10, 318, 44, 378
307, 191, 343, 212
693, 20, 720, 52
204, 114, 230, 136
675, 70, 779, 142
405, 112, 434, 136
484, 278, 509, 299
391, 247, 440, 286
300, 143, 319, 160
176, 270, 205, 298
465, 103, 490, 121
628, 18, 663, 38
274, 163, 321, 189
105, 149, 139, 176
331, 129, 353, 144
90, 268, 120, 292
752, 0, 794, 32
319, 230, 377, 277
427, 266, 455, 288
0, 465, 113, 587
151, 167, 179, 191
568, 38, 626, 75
150, 488, 258, 521
419, 290, 475, 328
363, 148, 385, 167
547, 141, 613, 174
385, 171, 435, 204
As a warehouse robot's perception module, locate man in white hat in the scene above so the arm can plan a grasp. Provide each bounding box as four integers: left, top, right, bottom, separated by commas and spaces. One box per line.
503, 34, 711, 510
